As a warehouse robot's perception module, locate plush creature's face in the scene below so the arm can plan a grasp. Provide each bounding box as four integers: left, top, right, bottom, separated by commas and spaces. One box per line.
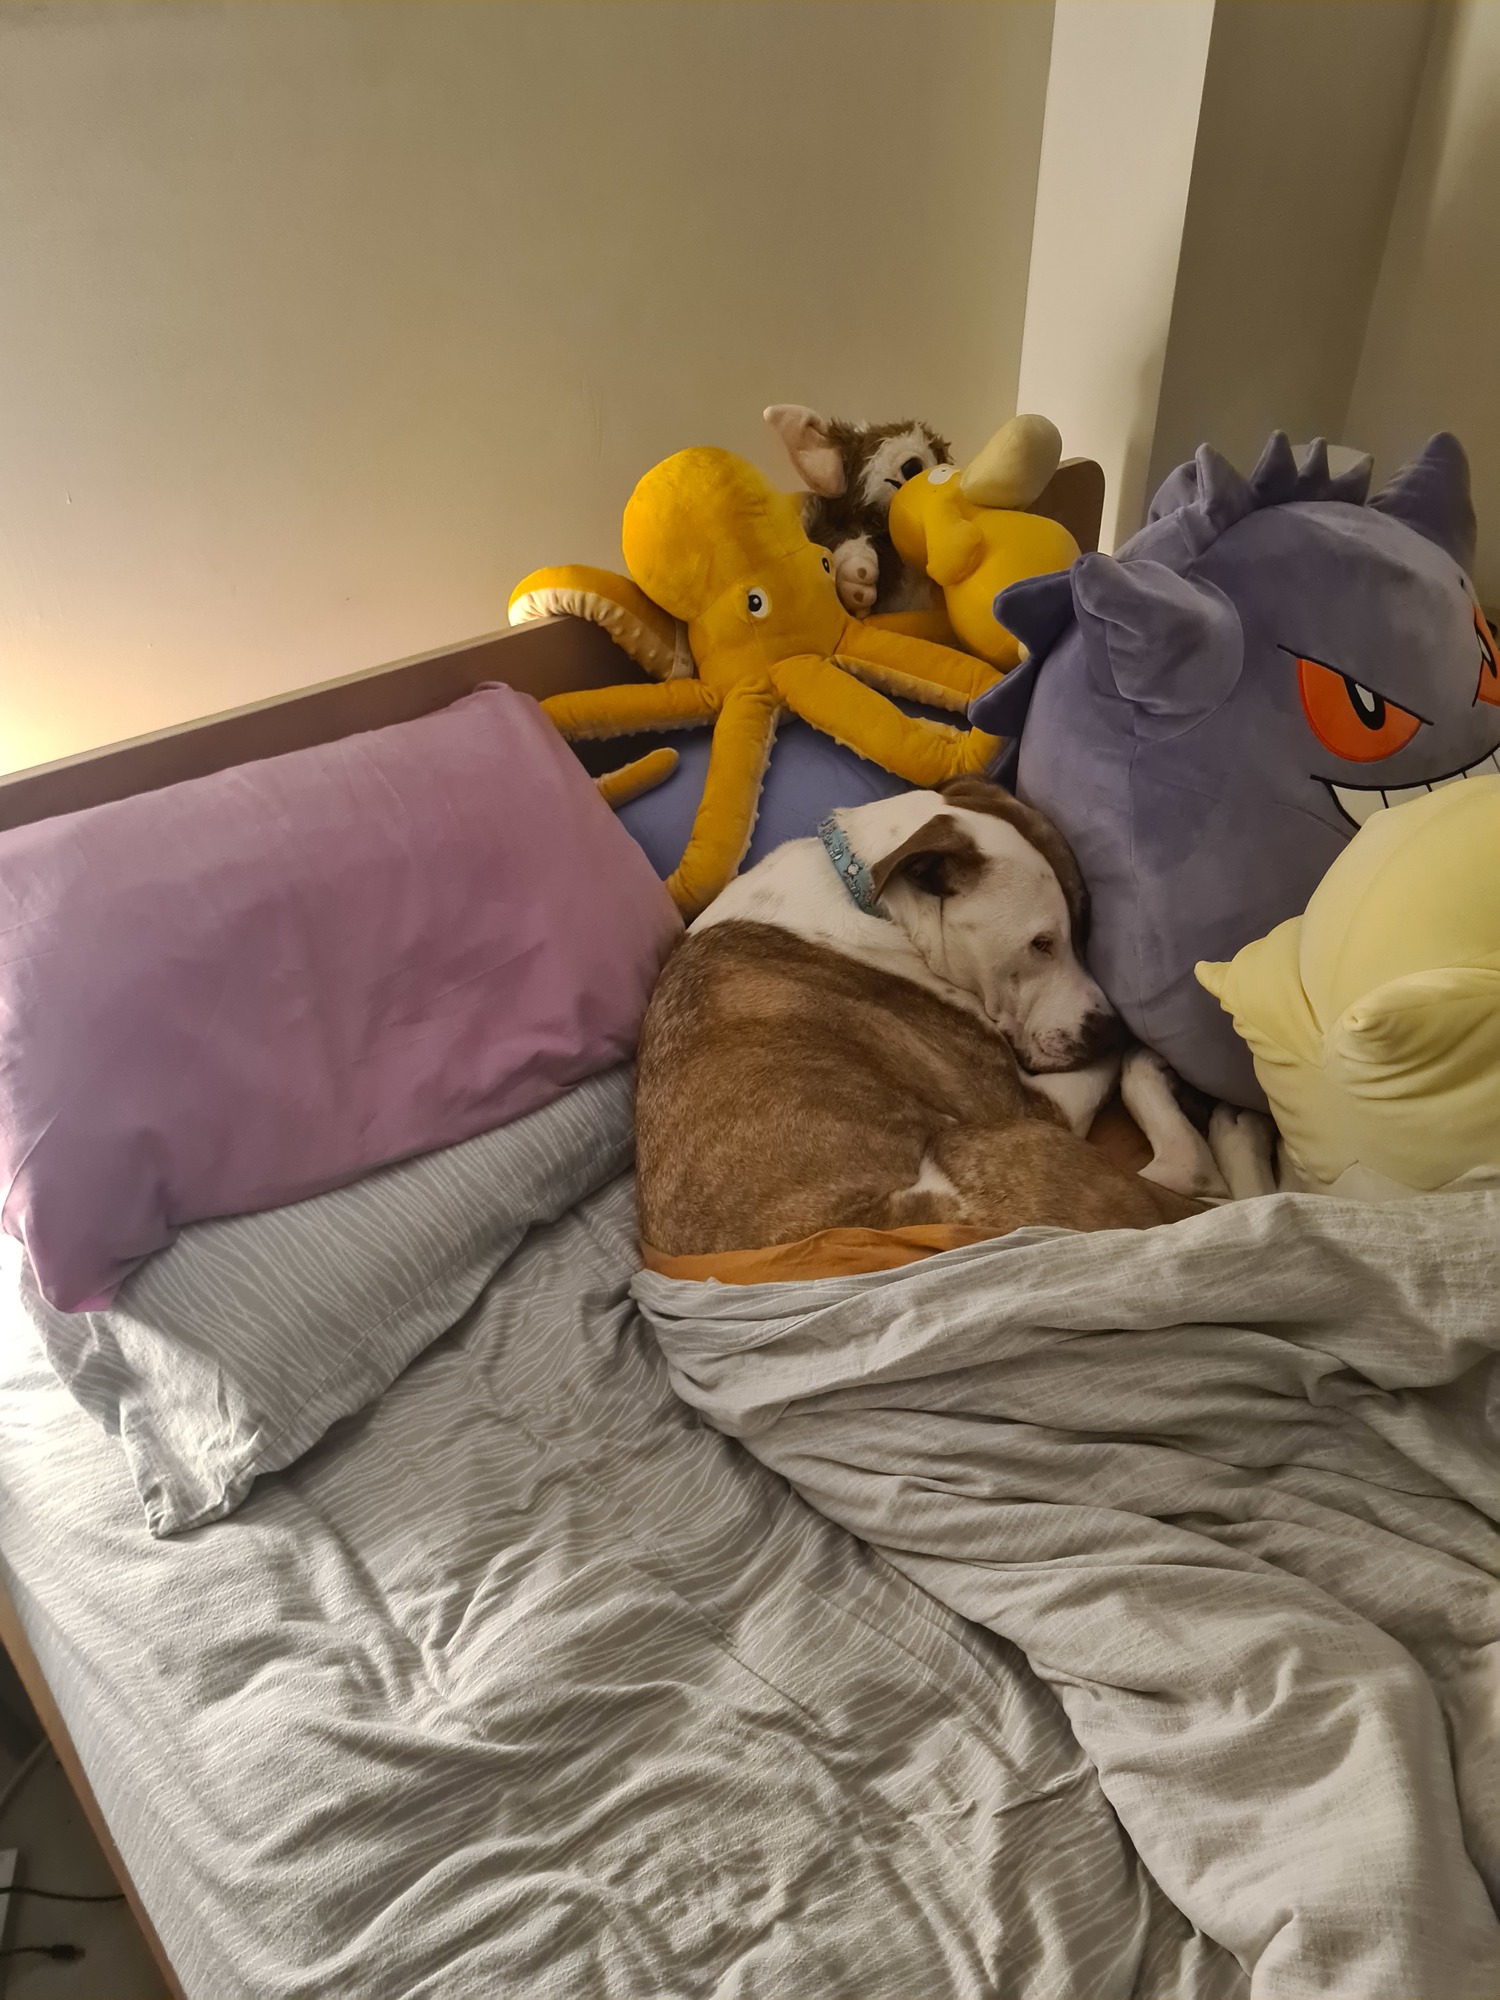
762, 407, 952, 521
980, 432, 1499, 1106
622, 447, 850, 686
852, 423, 951, 514
1178, 503, 1500, 840
1229, 507, 1499, 828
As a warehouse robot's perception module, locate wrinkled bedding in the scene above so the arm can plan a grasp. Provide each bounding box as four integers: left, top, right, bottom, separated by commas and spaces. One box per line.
0, 1082, 1239, 1999
638, 1194, 1500, 1999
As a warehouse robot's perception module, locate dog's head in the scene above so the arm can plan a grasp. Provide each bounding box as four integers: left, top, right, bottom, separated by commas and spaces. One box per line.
848, 779, 1118, 1072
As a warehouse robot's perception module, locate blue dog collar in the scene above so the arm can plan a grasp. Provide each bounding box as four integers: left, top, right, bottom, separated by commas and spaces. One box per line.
818, 816, 890, 921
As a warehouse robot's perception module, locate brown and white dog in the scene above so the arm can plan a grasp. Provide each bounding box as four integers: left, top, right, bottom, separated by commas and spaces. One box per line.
636, 779, 1275, 1261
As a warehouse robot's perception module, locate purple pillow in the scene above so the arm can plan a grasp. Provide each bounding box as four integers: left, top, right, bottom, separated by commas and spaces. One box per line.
0, 685, 679, 1311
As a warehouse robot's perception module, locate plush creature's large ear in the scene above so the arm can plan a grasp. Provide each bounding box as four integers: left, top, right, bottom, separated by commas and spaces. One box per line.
763, 405, 846, 498
1368, 433, 1476, 572
1073, 554, 1243, 727
868, 813, 985, 900
994, 569, 1077, 661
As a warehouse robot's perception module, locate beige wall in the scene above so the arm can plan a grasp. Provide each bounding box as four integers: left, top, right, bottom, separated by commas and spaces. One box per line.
1346, 0, 1500, 608
0, 0, 1053, 774
1148, 0, 1434, 502
1015, 0, 1216, 550
1018, 0, 1441, 549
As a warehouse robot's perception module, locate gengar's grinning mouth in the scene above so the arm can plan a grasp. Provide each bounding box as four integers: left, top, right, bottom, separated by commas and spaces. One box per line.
1326, 747, 1500, 827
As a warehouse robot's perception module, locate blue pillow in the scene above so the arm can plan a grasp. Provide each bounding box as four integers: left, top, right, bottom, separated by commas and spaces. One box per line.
608, 697, 961, 879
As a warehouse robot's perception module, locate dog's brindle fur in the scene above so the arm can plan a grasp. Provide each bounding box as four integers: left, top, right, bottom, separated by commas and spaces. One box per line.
636, 782, 1201, 1257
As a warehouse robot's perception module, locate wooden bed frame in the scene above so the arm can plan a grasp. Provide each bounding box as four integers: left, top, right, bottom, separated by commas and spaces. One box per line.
0, 615, 639, 2000
0, 616, 639, 834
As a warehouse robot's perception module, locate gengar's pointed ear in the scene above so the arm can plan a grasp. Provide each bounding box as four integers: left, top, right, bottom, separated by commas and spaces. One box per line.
763, 404, 846, 498
967, 570, 1075, 737
968, 651, 1038, 736
1145, 443, 1253, 535
1248, 432, 1300, 506
994, 568, 1076, 659
1073, 554, 1242, 729
1369, 433, 1476, 571
868, 813, 985, 900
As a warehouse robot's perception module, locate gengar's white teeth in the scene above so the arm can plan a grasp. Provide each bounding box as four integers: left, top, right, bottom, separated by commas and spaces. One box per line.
1332, 784, 1386, 825
1330, 746, 1500, 827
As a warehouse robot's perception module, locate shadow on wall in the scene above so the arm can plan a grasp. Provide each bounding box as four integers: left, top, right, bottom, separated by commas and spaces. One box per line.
1116, 344, 1177, 539
1345, 0, 1500, 606
1145, 0, 1437, 508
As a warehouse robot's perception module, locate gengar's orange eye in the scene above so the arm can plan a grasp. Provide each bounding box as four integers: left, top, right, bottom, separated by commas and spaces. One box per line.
1476, 606, 1500, 708
1296, 656, 1423, 762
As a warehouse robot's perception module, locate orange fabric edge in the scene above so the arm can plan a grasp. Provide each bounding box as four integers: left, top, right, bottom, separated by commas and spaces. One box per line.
639, 1223, 993, 1285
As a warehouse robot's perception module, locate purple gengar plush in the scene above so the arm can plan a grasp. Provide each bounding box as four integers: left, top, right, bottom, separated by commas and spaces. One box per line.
972, 433, 1500, 1107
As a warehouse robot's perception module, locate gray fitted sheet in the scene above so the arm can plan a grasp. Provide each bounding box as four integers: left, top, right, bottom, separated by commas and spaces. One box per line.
0, 1138, 1233, 1998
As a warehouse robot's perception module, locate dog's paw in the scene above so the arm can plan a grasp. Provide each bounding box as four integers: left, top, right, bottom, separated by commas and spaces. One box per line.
1138, 1145, 1230, 1202
1121, 1047, 1229, 1199
1208, 1103, 1278, 1200
833, 536, 879, 615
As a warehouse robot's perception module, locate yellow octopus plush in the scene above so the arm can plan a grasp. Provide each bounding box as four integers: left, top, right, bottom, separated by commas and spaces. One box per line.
511, 448, 1003, 918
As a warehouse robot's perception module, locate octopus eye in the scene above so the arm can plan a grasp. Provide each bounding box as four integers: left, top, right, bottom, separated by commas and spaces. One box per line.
747, 587, 771, 620
899, 456, 925, 481
820, 554, 832, 575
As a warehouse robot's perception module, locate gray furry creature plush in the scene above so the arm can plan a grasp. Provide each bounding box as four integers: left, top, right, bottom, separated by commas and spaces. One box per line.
764, 405, 951, 617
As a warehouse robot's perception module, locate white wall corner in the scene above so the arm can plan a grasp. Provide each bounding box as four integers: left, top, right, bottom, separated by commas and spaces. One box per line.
1016, 0, 1216, 551
1018, 0, 1438, 550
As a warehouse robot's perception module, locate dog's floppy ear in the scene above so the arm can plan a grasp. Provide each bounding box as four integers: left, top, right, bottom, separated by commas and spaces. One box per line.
936, 777, 1089, 940
764, 405, 846, 498
869, 813, 985, 900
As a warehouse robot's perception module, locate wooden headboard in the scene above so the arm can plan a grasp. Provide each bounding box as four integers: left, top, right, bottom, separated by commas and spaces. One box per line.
0, 617, 643, 835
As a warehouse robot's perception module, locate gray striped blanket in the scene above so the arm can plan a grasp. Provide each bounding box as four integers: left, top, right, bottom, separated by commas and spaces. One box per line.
637, 1194, 1500, 1999
0, 1076, 1235, 2000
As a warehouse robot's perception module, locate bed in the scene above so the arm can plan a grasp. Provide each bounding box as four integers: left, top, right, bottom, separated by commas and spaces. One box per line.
0, 618, 1495, 1999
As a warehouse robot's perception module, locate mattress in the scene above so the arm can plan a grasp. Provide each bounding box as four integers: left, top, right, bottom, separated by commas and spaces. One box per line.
0, 1106, 1230, 1998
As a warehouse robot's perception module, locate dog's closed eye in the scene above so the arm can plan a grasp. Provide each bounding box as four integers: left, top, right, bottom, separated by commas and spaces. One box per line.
1031, 934, 1057, 956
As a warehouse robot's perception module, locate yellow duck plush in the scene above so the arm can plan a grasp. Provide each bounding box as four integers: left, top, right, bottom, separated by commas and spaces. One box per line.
1197, 776, 1500, 1194
511, 448, 1004, 919
883, 416, 1088, 670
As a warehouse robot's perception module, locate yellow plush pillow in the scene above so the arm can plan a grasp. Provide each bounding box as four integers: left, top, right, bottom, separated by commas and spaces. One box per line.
1196, 775, 1500, 1190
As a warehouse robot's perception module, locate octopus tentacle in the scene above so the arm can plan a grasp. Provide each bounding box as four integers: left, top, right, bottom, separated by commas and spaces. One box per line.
772, 654, 1001, 788
666, 684, 783, 921
597, 747, 680, 808
832, 620, 1002, 712
541, 678, 718, 741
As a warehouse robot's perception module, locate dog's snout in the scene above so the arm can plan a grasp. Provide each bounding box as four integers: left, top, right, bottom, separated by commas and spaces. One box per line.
1074, 1007, 1126, 1063
1020, 1006, 1124, 1074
